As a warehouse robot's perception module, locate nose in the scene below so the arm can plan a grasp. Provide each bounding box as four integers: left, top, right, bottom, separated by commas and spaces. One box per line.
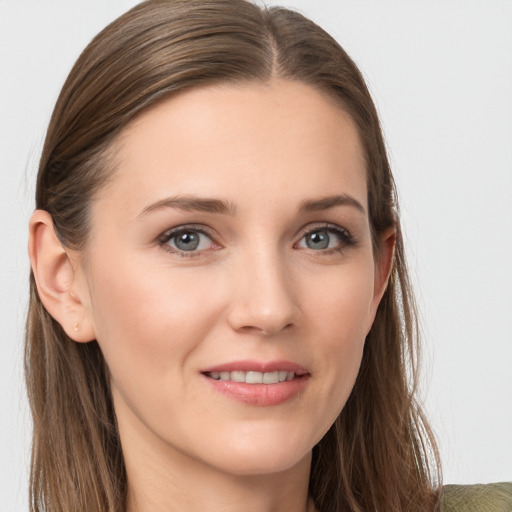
226, 248, 301, 336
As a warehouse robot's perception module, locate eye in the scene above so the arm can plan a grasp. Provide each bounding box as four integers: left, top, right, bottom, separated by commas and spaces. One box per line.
296, 225, 355, 252
159, 227, 216, 255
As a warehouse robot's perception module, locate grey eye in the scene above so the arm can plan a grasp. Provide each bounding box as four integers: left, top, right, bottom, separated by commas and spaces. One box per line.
297, 227, 351, 252
167, 230, 212, 252
305, 230, 330, 250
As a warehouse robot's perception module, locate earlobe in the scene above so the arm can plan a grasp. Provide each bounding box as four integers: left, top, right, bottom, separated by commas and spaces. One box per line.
28, 210, 95, 343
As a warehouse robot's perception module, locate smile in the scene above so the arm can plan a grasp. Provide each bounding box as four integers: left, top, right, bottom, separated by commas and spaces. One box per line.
205, 370, 296, 384
201, 361, 310, 406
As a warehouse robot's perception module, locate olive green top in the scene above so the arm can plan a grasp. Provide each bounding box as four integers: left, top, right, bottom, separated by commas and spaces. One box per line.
442, 482, 512, 511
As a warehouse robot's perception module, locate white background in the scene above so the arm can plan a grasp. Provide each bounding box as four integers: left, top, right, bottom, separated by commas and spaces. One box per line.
1, 1, 511, 510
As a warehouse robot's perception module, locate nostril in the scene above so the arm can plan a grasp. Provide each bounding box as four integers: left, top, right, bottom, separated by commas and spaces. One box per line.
237, 322, 294, 336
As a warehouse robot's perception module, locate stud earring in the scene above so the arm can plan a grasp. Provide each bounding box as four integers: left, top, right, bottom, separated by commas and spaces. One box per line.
73, 323, 79, 332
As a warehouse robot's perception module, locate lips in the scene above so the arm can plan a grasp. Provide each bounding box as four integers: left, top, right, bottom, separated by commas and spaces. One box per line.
201, 360, 310, 406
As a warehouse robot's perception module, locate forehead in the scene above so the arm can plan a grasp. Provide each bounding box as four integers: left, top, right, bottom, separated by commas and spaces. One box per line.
100, 79, 367, 218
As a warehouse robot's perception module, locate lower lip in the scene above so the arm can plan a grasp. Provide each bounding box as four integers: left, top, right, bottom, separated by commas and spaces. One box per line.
202, 374, 309, 406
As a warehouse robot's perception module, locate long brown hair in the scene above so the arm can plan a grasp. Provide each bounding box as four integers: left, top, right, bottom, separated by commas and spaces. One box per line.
26, 1, 441, 510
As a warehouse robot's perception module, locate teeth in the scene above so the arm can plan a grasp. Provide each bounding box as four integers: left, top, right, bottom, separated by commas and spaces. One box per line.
231, 371, 245, 383
246, 371, 263, 384
262, 371, 279, 384
207, 370, 297, 384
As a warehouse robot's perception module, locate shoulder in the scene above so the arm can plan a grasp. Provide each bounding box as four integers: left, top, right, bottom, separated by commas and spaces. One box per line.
441, 482, 512, 512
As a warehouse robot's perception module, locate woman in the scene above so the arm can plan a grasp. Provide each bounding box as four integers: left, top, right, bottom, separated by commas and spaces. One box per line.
25, 1, 442, 510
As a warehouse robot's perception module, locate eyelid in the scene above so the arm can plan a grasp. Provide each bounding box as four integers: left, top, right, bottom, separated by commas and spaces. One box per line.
294, 222, 356, 252
157, 224, 220, 257
158, 223, 217, 241
295, 222, 352, 240
156, 221, 355, 257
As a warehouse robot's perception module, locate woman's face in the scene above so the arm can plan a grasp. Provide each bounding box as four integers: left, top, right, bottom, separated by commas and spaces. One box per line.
76, 79, 392, 476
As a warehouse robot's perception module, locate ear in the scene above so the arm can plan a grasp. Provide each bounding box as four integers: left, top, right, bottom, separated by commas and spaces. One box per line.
28, 210, 96, 342
367, 226, 396, 333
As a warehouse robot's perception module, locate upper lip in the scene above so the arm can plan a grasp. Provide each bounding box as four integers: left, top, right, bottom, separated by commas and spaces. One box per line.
201, 360, 309, 375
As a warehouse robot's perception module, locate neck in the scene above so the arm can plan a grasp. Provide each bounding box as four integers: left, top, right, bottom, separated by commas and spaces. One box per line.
125, 443, 314, 512
120, 409, 315, 512
126, 457, 314, 512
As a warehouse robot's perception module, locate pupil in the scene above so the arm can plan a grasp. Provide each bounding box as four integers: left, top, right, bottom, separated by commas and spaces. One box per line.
175, 231, 199, 251
307, 231, 329, 250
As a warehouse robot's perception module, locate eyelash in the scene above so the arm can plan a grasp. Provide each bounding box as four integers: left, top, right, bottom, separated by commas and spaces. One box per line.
157, 224, 218, 258
295, 223, 357, 255
157, 223, 357, 258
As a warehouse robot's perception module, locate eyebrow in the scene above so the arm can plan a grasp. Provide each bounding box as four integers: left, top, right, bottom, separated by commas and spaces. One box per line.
137, 195, 237, 218
299, 194, 366, 215
137, 193, 365, 219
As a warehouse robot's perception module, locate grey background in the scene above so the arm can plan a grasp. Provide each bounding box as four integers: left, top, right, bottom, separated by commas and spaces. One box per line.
1, 1, 511, 510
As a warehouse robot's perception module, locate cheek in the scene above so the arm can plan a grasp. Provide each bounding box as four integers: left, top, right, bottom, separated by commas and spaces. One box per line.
303, 258, 375, 419
305, 255, 375, 344
86, 255, 223, 387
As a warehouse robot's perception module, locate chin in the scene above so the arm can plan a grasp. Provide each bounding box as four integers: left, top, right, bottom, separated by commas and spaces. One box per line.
197, 428, 315, 477
212, 449, 311, 477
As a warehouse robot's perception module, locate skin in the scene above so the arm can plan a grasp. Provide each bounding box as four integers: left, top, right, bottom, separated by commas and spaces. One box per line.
29, 79, 395, 512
